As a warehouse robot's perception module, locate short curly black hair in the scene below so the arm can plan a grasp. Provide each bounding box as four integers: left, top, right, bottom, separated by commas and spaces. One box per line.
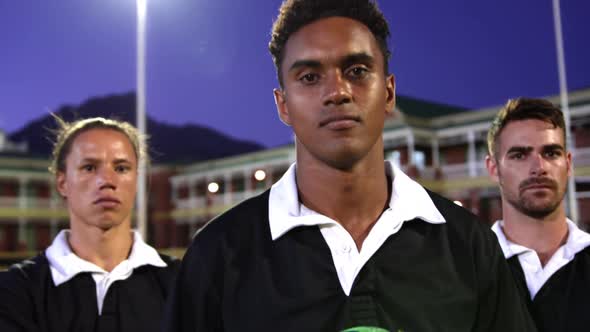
269, 0, 391, 87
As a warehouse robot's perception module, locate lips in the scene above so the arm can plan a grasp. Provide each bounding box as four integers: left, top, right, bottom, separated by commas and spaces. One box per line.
319, 115, 361, 130
94, 196, 121, 207
523, 184, 551, 190
519, 178, 557, 192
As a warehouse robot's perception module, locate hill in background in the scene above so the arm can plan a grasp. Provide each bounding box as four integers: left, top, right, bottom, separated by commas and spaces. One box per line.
8, 92, 264, 164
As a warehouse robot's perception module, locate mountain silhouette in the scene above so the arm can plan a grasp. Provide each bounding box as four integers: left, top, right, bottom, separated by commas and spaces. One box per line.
8, 92, 263, 164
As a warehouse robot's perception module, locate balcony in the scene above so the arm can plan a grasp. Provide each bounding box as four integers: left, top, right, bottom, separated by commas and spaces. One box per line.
175, 197, 205, 210
418, 147, 590, 181
172, 189, 266, 219
171, 148, 590, 220
574, 147, 590, 172
420, 163, 487, 181
0, 196, 62, 209
0, 196, 66, 220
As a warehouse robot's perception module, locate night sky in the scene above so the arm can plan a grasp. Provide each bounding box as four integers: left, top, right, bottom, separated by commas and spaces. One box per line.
1, 0, 589, 148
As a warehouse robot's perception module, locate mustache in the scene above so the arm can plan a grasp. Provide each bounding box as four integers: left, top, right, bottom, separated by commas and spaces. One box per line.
519, 177, 558, 191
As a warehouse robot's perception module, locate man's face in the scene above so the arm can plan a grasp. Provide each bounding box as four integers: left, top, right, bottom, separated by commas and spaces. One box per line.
57, 128, 138, 231
486, 119, 571, 219
274, 16, 395, 170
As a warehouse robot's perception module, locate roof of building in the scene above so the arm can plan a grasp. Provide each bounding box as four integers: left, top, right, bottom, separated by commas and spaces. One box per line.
396, 95, 468, 118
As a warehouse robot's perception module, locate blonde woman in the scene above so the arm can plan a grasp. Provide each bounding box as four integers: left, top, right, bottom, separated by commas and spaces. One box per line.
0, 117, 179, 332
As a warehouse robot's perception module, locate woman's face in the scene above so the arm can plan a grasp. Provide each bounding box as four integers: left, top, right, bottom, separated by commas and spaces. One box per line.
56, 128, 138, 231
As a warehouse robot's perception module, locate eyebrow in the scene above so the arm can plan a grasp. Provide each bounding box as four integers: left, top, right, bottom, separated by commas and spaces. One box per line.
288, 59, 322, 73
506, 144, 565, 154
113, 158, 133, 164
341, 52, 375, 68
542, 144, 565, 152
78, 158, 133, 164
287, 52, 375, 73
79, 158, 101, 164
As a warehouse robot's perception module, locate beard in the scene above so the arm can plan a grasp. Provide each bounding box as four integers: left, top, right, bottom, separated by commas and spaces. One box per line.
503, 176, 566, 219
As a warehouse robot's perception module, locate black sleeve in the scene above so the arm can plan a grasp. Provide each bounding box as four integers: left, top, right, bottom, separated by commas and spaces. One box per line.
0, 263, 41, 332
161, 238, 224, 332
473, 226, 538, 332
154, 254, 181, 296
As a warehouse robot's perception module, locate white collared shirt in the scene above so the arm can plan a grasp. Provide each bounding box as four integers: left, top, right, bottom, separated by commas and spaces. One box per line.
45, 230, 167, 315
492, 219, 590, 299
268, 161, 446, 295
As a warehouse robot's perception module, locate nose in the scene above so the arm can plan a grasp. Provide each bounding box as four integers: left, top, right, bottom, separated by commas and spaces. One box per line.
97, 167, 116, 190
529, 153, 548, 177
322, 71, 352, 106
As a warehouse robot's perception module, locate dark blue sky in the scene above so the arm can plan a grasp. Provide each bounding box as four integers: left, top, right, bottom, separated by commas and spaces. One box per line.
1, 0, 589, 147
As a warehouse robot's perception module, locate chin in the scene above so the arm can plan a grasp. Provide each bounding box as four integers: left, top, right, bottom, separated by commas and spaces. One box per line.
94, 217, 127, 231
322, 143, 375, 167
519, 201, 561, 220
321, 152, 365, 171
298, 135, 379, 171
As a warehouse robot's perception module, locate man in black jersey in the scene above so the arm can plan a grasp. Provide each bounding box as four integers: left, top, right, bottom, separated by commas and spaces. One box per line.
163, 1, 536, 331
486, 97, 590, 332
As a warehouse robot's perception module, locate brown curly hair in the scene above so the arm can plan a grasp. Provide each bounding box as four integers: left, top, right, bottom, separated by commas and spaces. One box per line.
487, 98, 565, 158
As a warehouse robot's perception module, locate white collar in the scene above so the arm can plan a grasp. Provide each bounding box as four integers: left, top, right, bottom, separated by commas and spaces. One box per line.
46, 230, 167, 286
492, 219, 590, 260
268, 161, 446, 240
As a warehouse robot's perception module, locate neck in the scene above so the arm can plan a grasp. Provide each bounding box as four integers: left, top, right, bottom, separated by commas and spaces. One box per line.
68, 221, 133, 272
501, 202, 568, 266
295, 147, 389, 250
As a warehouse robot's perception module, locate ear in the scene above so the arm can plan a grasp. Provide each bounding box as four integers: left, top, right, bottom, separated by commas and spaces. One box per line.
273, 88, 292, 126
485, 154, 500, 183
566, 150, 572, 177
56, 172, 68, 199
384, 74, 396, 115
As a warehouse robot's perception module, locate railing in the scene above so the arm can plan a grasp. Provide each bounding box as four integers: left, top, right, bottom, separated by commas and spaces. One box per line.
0, 197, 17, 207
574, 147, 590, 167
419, 162, 487, 180
175, 197, 205, 209
0, 197, 60, 208
417, 148, 590, 181
173, 189, 266, 211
